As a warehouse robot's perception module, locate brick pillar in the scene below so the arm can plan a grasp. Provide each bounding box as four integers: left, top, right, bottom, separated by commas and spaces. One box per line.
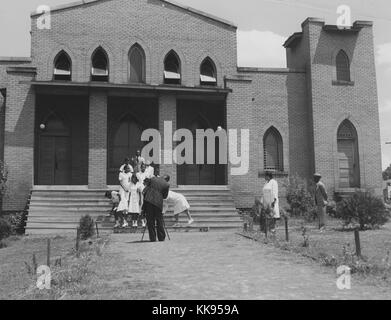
158, 95, 177, 186
0, 90, 5, 162
3, 76, 35, 211
88, 91, 107, 189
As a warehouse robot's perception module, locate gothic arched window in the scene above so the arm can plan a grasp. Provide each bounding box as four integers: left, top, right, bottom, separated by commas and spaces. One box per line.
129, 44, 146, 83
263, 127, 283, 172
54, 50, 72, 81
336, 50, 350, 82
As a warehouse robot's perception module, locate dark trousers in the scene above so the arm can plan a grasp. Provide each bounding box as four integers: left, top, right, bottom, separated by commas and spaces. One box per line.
144, 202, 165, 242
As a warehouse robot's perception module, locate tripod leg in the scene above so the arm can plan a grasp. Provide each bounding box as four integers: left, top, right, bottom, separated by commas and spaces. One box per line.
141, 225, 147, 242
163, 216, 170, 241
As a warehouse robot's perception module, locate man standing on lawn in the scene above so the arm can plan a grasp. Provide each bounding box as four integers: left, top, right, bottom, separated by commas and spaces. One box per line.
314, 173, 328, 231
143, 175, 170, 242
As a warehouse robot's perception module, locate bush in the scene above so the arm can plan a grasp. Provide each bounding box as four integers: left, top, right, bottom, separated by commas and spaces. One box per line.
0, 161, 7, 214
0, 217, 12, 241
4, 212, 27, 235
284, 174, 316, 221
79, 215, 95, 240
336, 192, 390, 230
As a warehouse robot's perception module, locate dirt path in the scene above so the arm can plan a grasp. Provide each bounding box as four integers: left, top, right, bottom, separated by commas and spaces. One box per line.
88, 232, 391, 300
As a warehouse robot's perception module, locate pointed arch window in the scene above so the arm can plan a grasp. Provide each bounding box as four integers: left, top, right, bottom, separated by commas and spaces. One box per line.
263, 127, 283, 172
91, 47, 109, 82
54, 51, 71, 81
129, 44, 146, 83
336, 50, 350, 82
164, 50, 181, 85
200, 57, 217, 86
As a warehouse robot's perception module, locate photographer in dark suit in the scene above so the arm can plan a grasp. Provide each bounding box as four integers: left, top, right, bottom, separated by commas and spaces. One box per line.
142, 175, 170, 242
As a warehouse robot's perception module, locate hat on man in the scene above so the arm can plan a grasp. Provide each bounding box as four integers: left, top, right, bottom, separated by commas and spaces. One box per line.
314, 173, 322, 178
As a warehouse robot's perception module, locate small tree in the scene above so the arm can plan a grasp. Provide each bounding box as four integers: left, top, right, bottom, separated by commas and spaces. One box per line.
0, 217, 12, 241
284, 174, 316, 221
0, 161, 8, 215
336, 191, 390, 230
383, 164, 391, 181
79, 215, 95, 240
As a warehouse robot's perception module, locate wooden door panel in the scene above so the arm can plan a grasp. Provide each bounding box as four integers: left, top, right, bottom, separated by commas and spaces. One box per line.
338, 140, 357, 188
54, 136, 71, 185
38, 136, 55, 185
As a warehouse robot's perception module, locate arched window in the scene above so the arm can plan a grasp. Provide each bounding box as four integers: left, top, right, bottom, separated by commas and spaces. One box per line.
53, 50, 71, 81
91, 47, 109, 82
200, 57, 217, 86
164, 50, 181, 85
129, 44, 146, 83
263, 127, 283, 172
336, 50, 350, 81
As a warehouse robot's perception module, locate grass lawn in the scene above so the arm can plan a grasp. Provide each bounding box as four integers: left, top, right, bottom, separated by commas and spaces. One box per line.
0, 234, 108, 300
241, 217, 391, 287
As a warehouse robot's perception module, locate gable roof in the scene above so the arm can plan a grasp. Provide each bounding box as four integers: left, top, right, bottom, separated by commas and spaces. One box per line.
30, 0, 237, 29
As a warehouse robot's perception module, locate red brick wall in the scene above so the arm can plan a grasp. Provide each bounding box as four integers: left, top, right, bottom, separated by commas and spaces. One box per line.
2, 72, 36, 211
226, 70, 309, 208
299, 20, 383, 195
89, 91, 107, 188
30, 0, 237, 87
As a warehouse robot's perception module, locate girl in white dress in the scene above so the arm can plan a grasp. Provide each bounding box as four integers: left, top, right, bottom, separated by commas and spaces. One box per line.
118, 165, 132, 227
163, 175, 194, 227
262, 171, 280, 231
128, 174, 145, 227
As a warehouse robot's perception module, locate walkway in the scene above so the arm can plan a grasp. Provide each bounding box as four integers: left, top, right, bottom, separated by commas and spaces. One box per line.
89, 231, 391, 300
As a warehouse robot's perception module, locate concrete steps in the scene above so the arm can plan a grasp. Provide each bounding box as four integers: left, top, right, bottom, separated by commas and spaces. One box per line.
25, 186, 242, 235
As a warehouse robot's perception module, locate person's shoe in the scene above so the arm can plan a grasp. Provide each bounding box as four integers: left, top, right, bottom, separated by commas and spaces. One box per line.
188, 219, 194, 225
142, 220, 146, 227
114, 222, 120, 228
132, 221, 138, 228
122, 221, 129, 228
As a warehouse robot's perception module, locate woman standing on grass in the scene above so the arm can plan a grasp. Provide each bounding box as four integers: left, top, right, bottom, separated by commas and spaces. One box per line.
262, 171, 280, 232
117, 165, 132, 227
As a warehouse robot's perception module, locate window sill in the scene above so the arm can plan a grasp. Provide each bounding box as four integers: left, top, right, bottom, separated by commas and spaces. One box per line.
258, 171, 289, 178
332, 80, 355, 86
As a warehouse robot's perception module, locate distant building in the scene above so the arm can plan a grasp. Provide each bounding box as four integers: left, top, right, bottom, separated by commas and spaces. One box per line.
0, 0, 383, 211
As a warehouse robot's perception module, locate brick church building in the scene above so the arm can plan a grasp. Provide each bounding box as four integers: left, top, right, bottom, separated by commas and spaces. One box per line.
0, 0, 383, 217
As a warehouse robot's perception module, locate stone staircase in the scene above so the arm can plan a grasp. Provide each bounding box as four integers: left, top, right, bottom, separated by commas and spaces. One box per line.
25, 186, 242, 235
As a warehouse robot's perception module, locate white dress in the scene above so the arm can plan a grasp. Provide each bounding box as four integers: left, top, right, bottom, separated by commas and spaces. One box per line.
136, 171, 148, 186
145, 166, 155, 178
118, 172, 131, 212
128, 182, 143, 214
262, 179, 280, 218
163, 191, 190, 215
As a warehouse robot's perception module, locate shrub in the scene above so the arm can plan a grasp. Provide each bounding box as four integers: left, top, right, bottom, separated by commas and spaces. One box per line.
284, 174, 316, 221
0, 161, 7, 214
5, 212, 27, 235
336, 191, 390, 230
79, 215, 95, 240
0, 217, 12, 241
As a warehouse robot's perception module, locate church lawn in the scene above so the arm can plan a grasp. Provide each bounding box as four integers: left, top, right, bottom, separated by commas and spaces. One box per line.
241, 218, 391, 287
0, 234, 107, 300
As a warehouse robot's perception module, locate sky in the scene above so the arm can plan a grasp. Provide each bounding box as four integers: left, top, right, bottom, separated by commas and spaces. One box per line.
0, 0, 390, 169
